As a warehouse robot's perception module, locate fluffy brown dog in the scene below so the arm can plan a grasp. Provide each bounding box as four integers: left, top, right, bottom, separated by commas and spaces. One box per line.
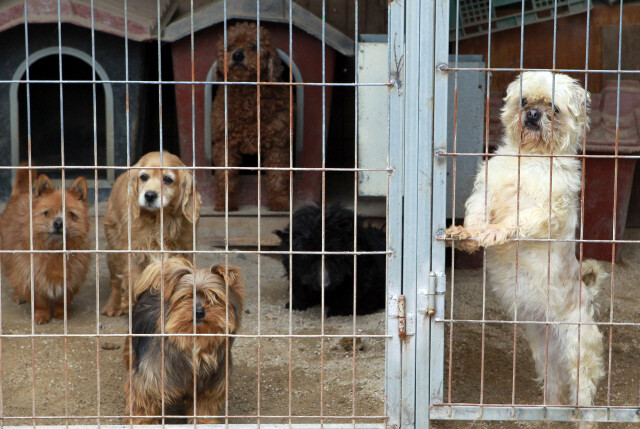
101, 151, 202, 317
0, 169, 90, 324
124, 257, 244, 424
211, 21, 294, 212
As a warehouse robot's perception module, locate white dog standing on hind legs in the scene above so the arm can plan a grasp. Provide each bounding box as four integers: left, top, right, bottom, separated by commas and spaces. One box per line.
446, 71, 606, 427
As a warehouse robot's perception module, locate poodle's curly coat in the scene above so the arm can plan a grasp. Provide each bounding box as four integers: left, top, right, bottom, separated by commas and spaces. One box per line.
211, 22, 294, 212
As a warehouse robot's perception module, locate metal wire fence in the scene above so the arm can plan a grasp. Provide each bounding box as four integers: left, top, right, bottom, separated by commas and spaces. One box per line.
434, 0, 640, 426
0, 0, 401, 428
6, 0, 637, 427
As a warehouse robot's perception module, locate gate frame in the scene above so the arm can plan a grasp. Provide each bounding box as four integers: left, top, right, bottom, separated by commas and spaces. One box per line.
385, 0, 450, 427
424, 0, 640, 425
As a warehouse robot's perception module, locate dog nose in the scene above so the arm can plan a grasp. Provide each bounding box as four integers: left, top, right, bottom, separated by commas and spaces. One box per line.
53, 217, 63, 231
232, 49, 244, 63
144, 191, 157, 203
526, 109, 540, 122
195, 302, 205, 322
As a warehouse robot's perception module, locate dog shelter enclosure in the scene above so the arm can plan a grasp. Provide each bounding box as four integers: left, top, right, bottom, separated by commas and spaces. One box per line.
1, 0, 640, 428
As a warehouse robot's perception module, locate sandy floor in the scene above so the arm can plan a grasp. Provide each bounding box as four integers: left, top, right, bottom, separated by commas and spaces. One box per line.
434, 229, 640, 429
3, 218, 640, 427
0, 216, 386, 425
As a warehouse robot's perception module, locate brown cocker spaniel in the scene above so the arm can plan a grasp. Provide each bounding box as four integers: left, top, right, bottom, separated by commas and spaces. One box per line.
211, 21, 294, 212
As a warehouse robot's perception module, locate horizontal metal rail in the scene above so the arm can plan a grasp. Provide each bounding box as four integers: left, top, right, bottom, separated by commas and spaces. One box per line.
0, 166, 393, 172
431, 405, 640, 423
0, 79, 392, 86
0, 333, 391, 339
0, 422, 387, 426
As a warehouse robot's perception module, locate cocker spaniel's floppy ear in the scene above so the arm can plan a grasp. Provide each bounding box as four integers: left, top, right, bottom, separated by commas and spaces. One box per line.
179, 169, 202, 224
126, 169, 140, 218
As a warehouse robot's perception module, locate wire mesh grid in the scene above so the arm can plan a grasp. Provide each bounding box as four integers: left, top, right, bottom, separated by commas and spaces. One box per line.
0, 0, 396, 427
436, 0, 640, 425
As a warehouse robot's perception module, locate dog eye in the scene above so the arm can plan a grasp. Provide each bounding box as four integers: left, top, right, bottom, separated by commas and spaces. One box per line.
249, 42, 257, 51
43, 210, 49, 216
227, 44, 234, 51
68, 211, 77, 219
163, 176, 174, 185
554, 106, 560, 114
140, 173, 149, 182
521, 98, 527, 107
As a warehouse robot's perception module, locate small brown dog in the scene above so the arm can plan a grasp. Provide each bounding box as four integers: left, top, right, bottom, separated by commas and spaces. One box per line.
102, 151, 202, 317
124, 257, 244, 424
211, 21, 294, 212
0, 169, 90, 324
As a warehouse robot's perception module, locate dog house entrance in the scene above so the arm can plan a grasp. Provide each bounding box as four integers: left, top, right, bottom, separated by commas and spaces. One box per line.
14, 50, 114, 184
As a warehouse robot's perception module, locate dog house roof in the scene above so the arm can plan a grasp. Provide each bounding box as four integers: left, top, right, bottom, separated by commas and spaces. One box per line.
0, 0, 176, 41
162, 0, 354, 56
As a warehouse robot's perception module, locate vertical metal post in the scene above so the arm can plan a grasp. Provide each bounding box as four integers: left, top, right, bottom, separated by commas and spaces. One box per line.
386, 0, 405, 426
428, 0, 450, 422
401, 0, 424, 427
415, 0, 438, 428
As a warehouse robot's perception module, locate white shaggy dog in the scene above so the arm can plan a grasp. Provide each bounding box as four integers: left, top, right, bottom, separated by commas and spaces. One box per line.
447, 72, 606, 415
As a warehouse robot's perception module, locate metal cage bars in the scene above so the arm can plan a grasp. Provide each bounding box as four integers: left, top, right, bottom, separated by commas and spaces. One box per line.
3, 0, 396, 428
429, 0, 640, 426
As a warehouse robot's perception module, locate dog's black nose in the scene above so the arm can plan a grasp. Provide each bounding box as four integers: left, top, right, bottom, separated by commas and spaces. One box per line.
232, 49, 245, 63
526, 109, 540, 122
144, 191, 157, 203
53, 217, 63, 231
195, 302, 205, 322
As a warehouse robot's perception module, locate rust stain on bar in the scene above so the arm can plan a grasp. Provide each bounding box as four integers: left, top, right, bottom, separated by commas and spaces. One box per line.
398, 295, 407, 341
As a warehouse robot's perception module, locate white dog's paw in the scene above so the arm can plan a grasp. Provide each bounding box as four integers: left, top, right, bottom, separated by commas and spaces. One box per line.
445, 225, 480, 253
477, 224, 513, 248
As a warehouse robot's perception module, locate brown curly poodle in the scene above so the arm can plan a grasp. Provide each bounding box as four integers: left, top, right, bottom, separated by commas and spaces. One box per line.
211, 21, 295, 212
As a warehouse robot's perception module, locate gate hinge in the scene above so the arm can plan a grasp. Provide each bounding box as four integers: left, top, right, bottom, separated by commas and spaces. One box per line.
389, 294, 416, 339
418, 271, 446, 318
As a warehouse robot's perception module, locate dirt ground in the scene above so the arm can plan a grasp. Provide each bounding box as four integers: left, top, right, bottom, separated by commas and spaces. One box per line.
434, 229, 640, 429
0, 214, 386, 425
3, 216, 640, 427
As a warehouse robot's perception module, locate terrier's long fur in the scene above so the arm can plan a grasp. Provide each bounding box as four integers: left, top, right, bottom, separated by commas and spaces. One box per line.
0, 169, 90, 324
124, 257, 244, 424
102, 151, 202, 316
446, 72, 605, 417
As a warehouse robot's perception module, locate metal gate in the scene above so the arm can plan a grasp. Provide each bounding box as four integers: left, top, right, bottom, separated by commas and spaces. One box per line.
385, 0, 449, 427
406, 0, 640, 427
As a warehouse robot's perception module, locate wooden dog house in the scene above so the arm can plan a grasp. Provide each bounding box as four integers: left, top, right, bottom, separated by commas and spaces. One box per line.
164, 0, 354, 209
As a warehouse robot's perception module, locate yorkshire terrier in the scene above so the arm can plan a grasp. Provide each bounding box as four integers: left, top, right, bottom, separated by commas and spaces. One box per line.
124, 257, 244, 424
0, 168, 90, 324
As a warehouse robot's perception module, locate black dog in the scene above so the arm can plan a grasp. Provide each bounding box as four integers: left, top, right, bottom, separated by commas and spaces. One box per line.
274, 204, 386, 316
